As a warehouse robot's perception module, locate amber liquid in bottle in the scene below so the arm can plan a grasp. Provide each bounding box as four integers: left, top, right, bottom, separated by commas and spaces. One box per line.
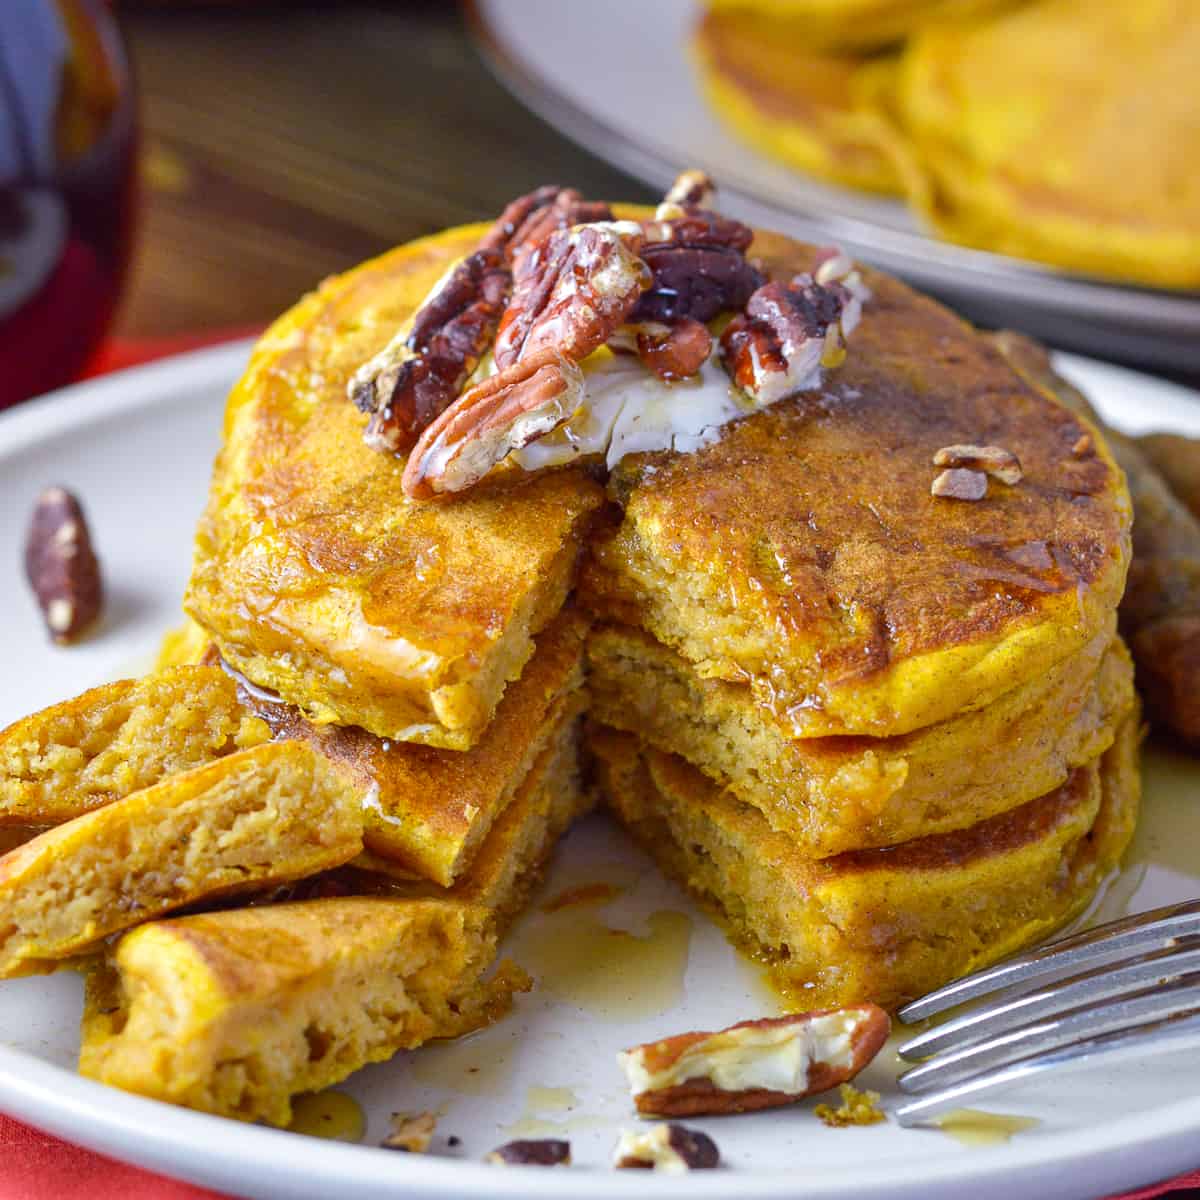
0, 0, 137, 409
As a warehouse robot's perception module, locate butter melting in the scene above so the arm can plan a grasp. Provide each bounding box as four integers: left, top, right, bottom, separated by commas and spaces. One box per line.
286, 1090, 365, 1142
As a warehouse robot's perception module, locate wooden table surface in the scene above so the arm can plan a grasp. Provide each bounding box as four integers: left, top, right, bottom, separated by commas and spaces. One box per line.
115, 1, 655, 339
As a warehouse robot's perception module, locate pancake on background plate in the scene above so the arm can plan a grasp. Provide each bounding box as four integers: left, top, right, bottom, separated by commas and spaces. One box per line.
893, 0, 1200, 287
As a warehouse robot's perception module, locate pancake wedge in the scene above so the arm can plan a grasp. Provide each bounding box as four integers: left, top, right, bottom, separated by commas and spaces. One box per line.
0, 666, 269, 828
0, 742, 362, 977
185, 225, 604, 750
693, 9, 904, 193
589, 622, 1134, 856
583, 232, 1131, 738
893, 0, 1200, 287
79, 898, 525, 1125
227, 609, 589, 885
593, 711, 1139, 1010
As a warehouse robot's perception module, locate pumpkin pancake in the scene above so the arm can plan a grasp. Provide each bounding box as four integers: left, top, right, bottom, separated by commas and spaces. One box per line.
185, 225, 604, 750
693, 8, 905, 194
592, 708, 1139, 1011
701, 0, 1008, 51
582, 229, 1131, 738
893, 0, 1200, 287
588, 622, 1134, 857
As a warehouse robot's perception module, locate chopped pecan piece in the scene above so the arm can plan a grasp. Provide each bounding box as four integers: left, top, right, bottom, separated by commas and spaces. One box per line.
630, 318, 714, 382
381, 1110, 437, 1153
618, 1005, 889, 1117
720, 255, 868, 406
660, 168, 716, 213
351, 248, 511, 455
402, 348, 585, 499
24, 486, 103, 644
485, 1138, 571, 1167
493, 221, 649, 371
613, 1124, 719, 1172
933, 443, 1023, 485
931, 467, 988, 500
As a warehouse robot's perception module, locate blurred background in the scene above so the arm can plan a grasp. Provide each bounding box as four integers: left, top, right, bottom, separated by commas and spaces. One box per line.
1, 0, 1196, 406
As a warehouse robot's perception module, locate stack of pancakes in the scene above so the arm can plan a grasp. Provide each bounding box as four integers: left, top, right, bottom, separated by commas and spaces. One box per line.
0, 209, 1142, 1118
580, 227, 1140, 1011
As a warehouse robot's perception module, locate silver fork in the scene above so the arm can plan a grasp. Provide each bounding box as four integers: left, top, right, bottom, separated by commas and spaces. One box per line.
892, 898, 1200, 1126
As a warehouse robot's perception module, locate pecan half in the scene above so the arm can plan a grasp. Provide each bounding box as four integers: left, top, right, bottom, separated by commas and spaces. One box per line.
402, 348, 585, 499
932, 443, 1023, 486
613, 1124, 719, 1172
480, 185, 613, 269
719, 255, 868, 406
351, 248, 511, 455
493, 221, 649, 371
485, 1139, 571, 1167
618, 1005, 889, 1117
24, 486, 103, 644
931, 467, 988, 500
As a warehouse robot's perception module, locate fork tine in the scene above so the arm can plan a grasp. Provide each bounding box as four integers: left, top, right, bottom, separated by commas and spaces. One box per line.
897, 898, 1200, 1022
893, 1011, 1200, 1126
898, 941, 1200, 1060
898, 973, 1200, 1093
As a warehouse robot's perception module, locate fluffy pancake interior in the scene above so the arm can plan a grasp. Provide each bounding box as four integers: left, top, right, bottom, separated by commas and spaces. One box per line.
0, 667, 270, 827
591, 711, 1139, 1010
0, 742, 363, 977
588, 622, 1134, 856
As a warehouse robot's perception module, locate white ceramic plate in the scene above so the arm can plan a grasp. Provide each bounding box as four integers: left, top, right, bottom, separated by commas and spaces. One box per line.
466, 0, 1200, 373
1, 343, 1200, 1200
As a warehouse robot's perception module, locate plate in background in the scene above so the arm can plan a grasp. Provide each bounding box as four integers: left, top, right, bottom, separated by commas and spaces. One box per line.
0, 346, 1199, 1199
467, 0, 1200, 374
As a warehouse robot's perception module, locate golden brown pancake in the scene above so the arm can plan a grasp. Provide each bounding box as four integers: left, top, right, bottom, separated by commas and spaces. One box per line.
583, 229, 1131, 738
0, 666, 269, 828
588, 622, 1134, 857
693, 9, 905, 193
185, 225, 604, 750
702, 0, 1008, 51
593, 710, 1139, 1010
0, 742, 362, 977
893, 0, 1200, 287
227, 609, 589, 886
79, 897, 526, 1125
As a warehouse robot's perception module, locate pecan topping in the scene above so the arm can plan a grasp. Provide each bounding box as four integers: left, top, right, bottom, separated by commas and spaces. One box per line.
628, 318, 714, 382
933, 443, 1023, 485
380, 1110, 437, 1153
931, 467, 988, 500
402, 222, 649, 498
352, 248, 511, 455
618, 1006, 890, 1117
402, 349, 585, 499
480, 185, 613, 270
720, 253, 868, 406
493, 221, 649, 371
24, 487, 103, 644
661, 168, 716, 213
485, 1138, 571, 1167
613, 1124, 719, 1172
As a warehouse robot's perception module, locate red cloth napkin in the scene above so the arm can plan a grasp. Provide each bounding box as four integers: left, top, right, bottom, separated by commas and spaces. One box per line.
0, 329, 1196, 1200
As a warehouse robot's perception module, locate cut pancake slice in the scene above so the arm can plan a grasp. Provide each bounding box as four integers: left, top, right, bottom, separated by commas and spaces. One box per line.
592, 711, 1139, 1011
581, 232, 1131, 740
185, 224, 604, 749
588, 623, 1135, 856
0, 741, 363, 978
227, 609, 590, 886
0, 666, 269, 828
341, 707, 592, 932
80, 897, 525, 1126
